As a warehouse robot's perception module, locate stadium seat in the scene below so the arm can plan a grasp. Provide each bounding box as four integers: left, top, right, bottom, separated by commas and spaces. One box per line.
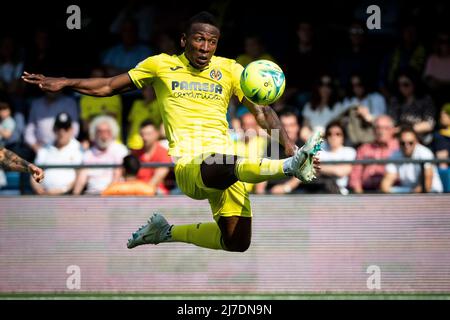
438, 168, 450, 193
0, 172, 21, 195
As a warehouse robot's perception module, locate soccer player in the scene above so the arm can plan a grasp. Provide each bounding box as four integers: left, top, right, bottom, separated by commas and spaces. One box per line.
0, 146, 44, 183
22, 12, 322, 252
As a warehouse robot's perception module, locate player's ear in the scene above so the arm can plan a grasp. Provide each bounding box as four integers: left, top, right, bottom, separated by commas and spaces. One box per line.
180, 33, 187, 48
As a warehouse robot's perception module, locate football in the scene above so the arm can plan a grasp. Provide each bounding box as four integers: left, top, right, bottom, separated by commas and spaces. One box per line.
240, 60, 286, 105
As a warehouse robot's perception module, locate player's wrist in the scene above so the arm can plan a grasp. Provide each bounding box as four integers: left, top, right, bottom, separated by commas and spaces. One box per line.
61, 77, 72, 88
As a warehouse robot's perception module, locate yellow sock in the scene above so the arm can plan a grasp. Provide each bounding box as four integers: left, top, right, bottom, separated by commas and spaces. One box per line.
235, 158, 286, 183
170, 222, 225, 250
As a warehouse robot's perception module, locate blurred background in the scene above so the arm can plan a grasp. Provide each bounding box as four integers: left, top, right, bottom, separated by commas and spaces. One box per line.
1, 0, 450, 299
0, 0, 449, 196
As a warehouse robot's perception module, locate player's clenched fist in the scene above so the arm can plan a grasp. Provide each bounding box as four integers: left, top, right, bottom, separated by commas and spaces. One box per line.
28, 163, 45, 183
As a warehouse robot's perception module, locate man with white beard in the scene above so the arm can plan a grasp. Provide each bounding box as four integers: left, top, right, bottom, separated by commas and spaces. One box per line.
73, 115, 128, 194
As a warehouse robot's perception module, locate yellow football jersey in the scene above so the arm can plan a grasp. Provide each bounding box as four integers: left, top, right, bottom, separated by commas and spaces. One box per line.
128, 53, 244, 158
127, 98, 162, 150
80, 95, 123, 124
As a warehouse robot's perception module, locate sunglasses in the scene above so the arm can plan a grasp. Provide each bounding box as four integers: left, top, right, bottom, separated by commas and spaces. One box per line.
399, 81, 412, 87
400, 140, 415, 147
327, 131, 343, 137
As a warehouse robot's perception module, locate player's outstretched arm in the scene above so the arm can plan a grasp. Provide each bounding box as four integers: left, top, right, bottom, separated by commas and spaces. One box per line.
242, 98, 297, 156
21, 72, 135, 97
0, 146, 44, 183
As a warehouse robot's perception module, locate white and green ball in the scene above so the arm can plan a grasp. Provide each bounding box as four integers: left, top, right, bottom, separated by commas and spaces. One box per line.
240, 60, 286, 105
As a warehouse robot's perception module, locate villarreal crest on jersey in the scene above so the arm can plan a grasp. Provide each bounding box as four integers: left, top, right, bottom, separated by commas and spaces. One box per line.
128, 53, 244, 158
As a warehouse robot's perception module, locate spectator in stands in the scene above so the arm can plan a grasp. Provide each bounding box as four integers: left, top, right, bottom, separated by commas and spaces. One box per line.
317, 121, 356, 195
102, 19, 152, 76
0, 101, 15, 146
154, 31, 178, 55
236, 35, 275, 67
379, 23, 427, 96
79, 66, 123, 147
381, 126, 443, 193
30, 112, 83, 195
23, 28, 63, 98
342, 73, 387, 124
233, 110, 267, 160
132, 120, 171, 195
388, 68, 436, 145
233, 110, 267, 193
102, 154, 155, 196
336, 21, 380, 89
255, 111, 304, 194
433, 103, 450, 169
24, 91, 79, 153
0, 94, 27, 163
282, 21, 329, 107
349, 115, 399, 193
158, 122, 169, 150
127, 86, 161, 150
0, 100, 16, 187
302, 74, 346, 134
424, 31, 450, 106
299, 118, 313, 144
109, 0, 155, 43
0, 96, 25, 148
0, 35, 23, 95
73, 115, 128, 195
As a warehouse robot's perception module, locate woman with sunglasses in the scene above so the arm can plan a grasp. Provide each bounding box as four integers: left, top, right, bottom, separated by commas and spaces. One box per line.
388, 68, 436, 145
342, 73, 387, 124
302, 73, 346, 134
318, 121, 356, 195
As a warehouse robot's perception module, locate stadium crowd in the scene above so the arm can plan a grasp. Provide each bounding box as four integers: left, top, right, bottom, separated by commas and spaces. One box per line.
0, 0, 449, 195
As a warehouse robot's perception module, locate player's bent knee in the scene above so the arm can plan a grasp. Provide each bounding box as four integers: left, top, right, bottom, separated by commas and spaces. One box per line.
223, 237, 251, 252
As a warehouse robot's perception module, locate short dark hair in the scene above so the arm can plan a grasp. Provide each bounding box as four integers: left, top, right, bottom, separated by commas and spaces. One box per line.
279, 111, 300, 125
122, 154, 141, 176
325, 120, 346, 140
185, 11, 219, 35
140, 119, 156, 130
398, 125, 418, 141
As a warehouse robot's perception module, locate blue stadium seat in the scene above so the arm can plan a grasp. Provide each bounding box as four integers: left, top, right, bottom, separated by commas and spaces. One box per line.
438, 168, 450, 193
0, 172, 21, 195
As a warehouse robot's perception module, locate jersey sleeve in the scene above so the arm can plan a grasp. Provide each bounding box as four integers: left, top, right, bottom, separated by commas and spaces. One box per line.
128, 55, 160, 89
231, 60, 245, 102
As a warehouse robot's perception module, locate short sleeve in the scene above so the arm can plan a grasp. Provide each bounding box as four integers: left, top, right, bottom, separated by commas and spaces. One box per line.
385, 163, 397, 174
345, 147, 357, 160
34, 149, 46, 166
128, 55, 160, 89
419, 146, 434, 169
386, 152, 400, 174
73, 148, 84, 165
231, 61, 244, 102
